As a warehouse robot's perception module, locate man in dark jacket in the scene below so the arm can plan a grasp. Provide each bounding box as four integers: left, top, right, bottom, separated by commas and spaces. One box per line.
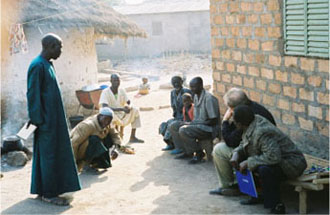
210, 88, 276, 197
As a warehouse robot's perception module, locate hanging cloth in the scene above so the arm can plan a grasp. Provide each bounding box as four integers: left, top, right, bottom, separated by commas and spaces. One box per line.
9, 24, 28, 55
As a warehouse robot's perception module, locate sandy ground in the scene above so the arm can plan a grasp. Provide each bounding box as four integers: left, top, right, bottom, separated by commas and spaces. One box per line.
1, 83, 329, 214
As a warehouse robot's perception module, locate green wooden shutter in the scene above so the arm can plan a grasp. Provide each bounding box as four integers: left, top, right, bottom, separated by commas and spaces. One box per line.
284, 0, 329, 58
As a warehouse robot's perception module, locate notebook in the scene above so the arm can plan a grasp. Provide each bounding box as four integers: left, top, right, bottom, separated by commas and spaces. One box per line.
16, 122, 37, 140
235, 169, 258, 198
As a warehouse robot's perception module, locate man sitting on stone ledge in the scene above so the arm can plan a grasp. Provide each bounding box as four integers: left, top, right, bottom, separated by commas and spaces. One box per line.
230, 105, 307, 214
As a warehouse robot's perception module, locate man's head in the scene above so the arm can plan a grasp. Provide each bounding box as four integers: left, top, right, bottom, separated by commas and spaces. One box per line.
233, 105, 255, 130
223, 88, 250, 109
171, 76, 183, 92
189, 77, 203, 95
41, 33, 62, 60
182, 93, 193, 108
110, 74, 120, 90
98, 107, 114, 128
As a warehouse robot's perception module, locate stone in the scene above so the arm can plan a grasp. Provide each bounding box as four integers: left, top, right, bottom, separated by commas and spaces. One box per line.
6, 151, 28, 167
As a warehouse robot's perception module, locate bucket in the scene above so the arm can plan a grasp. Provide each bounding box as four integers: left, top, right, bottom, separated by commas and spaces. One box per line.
69, 115, 84, 129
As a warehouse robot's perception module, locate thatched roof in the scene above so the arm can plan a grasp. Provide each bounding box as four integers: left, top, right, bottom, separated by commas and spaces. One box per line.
15, 0, 146, 38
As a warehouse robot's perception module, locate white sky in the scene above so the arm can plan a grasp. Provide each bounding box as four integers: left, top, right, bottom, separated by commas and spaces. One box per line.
125, 0, 145, 4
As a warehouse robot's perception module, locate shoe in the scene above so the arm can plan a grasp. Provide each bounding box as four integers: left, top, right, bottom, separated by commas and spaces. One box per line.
269, 203, 285, 214
129, 138, 144, 143
170, 149, 183, 155
162, 145, 174, 151
175, 153, 192, 159
209, 187, 241, 196
240, 197, 263, 205
188, 151, 205, 164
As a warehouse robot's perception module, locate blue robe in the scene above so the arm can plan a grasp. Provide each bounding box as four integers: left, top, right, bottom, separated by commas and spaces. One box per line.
27, 55, 81, 198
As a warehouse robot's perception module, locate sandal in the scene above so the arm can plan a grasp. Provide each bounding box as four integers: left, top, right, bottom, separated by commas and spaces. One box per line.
42, 196, 70, 206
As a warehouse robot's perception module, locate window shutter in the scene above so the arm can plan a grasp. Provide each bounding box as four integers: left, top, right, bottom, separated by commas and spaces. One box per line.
284, 0, 329, 58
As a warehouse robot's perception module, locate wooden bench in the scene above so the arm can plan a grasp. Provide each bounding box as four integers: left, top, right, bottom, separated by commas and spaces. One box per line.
286, 154, 329, 214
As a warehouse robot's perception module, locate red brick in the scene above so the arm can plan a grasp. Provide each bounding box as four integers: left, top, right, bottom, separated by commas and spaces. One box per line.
282, 114, 295, 125
274, 13, 282, 25
291, 73, 305, 85
256, 80, 267, 91
226, 63, 235, 72
254, 2, 264, 12
233, 75, 242, 86
210, 5, 217, 14
275, 70, 288, 82
263, 94, 275, 106
241, 2, 252, 11
283, 86, 297, 98
308, 105, 323, 119
220, 27, 229, 36
211, 27, 219, 36
216, 61, 224, 70
268, 27, 281, 38
255, 54, 265, 64
269, 55, 281, 66
278, 99, 290, 110
229, 2, 240, 13
298, 117, 313, 131
244, 53, 255, 63
212, 49, 220, 59
220, 3, 228, 12
299, 88, 314, 101
237, 65, 246, 74
249, 66, 260, 77
231, 27, 240, 36
301, 58, 315, 71
316, 122, 329, 137
248, 14, 258, 24
215, 38, 224, 47
244, 77, 254, 88
242, 27, 252, 36
250, 91, 261, 103
261, 41, 273, 51
226, 38, 235, 48
222, 74, 231, 83
292, 102, 305, 113
222, 50, 231, 59
226, 15, 235, 24
307, 76, 322, 87
318, 60, 329, 73
248, 39, 259, 50
237, 39, 247, 49
261, 14, 272, 25
267, 0, 280, 11
261, 68, 274, 79
237, 15, 246, 24
285, 56, 298, 67
269, 83, 281, 94
213, 71, 221, 81
232, 51, 242, 61
214, 15, 224, 25
272, 110, 281, 121
217, 83, 226, 94
255, 27, 266, 37
317, 92, 329, 105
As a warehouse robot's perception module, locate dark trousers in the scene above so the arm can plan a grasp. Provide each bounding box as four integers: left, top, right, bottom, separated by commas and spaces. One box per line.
256, 165, 286, 209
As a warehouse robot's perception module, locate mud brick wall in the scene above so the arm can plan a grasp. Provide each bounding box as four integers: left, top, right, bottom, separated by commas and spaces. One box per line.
210, 0, 329, 159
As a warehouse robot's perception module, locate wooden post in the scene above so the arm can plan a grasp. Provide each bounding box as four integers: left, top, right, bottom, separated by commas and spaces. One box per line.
295, 186, 307, 214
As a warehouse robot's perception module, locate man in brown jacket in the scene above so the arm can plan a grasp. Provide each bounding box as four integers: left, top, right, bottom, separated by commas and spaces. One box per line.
231, 105, 307, 214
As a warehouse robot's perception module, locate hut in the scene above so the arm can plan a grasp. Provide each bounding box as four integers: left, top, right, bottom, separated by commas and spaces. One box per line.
1, 0, 146, 137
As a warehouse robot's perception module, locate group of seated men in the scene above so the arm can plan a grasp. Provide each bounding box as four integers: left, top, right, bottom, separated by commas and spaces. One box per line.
160, 76, 307, 214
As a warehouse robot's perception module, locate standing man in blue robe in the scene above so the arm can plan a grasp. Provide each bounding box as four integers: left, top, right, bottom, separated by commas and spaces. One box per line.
27, 33, 81, 206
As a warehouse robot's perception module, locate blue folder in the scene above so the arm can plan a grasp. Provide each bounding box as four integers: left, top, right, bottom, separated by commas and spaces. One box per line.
235, 170, 258, 198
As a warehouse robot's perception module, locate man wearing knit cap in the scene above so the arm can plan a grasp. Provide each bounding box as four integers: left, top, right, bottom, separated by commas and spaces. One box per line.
70, 107, 134, 172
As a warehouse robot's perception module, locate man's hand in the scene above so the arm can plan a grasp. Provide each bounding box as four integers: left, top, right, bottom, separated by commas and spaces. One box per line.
223, 108, 233, 122
111, 150, 119, 160
239, 160, 248, 174
230, 152, 240, 170
123, 106, 131, 114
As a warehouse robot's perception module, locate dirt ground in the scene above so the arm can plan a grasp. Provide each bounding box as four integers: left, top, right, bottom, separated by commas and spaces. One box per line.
1, 79, 329, 214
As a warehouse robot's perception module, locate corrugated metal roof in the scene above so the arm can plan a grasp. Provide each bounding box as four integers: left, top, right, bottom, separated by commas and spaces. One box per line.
113, 0, 209, 15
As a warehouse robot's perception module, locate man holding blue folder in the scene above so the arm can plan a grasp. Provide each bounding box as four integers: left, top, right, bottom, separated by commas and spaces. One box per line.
230, 105, 307, 214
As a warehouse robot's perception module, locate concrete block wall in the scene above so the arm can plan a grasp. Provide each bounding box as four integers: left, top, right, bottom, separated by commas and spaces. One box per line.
210, 0, 329, 159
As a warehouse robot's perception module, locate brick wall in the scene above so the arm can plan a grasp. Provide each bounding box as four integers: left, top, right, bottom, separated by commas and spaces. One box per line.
210, 0, 329, 159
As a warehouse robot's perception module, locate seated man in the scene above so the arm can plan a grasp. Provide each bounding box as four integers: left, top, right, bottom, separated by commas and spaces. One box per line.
159, 76, 191, 153
70, 107, 133, 172
210, 88, 276, 197
170, 77, 220, 164
230, 105, 307, 214
138, 77, 150, 95
99, 74, 144, 143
